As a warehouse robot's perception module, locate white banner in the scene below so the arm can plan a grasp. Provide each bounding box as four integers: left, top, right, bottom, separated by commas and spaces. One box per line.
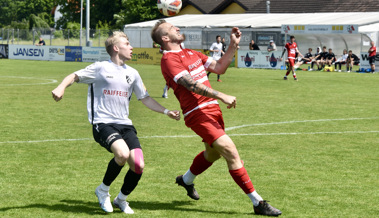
82, 47, 109, 62
281, 24, 358, 34
9, 45, 65, 61
237, 50, 283, 69
360, 52, 379, 69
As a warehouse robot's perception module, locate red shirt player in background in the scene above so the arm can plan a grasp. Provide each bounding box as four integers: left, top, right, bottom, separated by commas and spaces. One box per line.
281, 35, 303, 81
368, 41, 376, 73
151, 20, 282, 216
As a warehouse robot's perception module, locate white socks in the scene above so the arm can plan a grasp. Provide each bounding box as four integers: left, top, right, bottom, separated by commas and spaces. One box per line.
182, 169, 196, 185
247, 190, 264, 206
100, 183, 110, 192
117, 191, 128, 201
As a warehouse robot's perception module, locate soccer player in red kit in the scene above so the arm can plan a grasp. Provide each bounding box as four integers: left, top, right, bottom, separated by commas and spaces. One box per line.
281, 35, 303, 81
151, 20, 281, 216
368, 41, 376, 73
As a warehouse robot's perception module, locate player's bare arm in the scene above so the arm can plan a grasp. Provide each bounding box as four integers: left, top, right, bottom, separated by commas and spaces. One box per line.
141, 96, 180, 120
177, 74, 236, 109
52, 73, 79, 102
208, 27, 241, 75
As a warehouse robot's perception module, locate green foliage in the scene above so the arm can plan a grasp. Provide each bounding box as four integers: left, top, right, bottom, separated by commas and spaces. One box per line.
114, 0, 163, 28
0, 0, 55, 28
29, 14, 51, 29
53, 29, 63, 39
63, 22, 81, 39
94, 20, 112, 38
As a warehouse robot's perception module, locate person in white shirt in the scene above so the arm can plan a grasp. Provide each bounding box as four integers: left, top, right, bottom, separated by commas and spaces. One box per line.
207, 35, 224, 82
334, 49, 348, 72
52, 31, 180, 214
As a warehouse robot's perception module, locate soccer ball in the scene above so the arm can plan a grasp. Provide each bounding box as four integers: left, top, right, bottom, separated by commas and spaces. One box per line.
157, 0, 182, 17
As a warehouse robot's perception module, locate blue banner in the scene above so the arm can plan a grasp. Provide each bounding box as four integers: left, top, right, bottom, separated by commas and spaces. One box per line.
65, 46, 82, 62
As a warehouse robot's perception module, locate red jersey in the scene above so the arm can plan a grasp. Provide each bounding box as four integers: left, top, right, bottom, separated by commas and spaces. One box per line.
161, 49, 219, 117
369, 46, 376, 57
285, 42, 298, 59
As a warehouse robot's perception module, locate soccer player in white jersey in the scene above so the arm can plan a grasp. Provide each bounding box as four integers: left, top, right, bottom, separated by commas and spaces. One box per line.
51, 31, 180, 214
207, 35, 224, 82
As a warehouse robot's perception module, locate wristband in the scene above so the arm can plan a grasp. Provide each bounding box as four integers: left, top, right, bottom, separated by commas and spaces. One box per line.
163, 109, 169, 115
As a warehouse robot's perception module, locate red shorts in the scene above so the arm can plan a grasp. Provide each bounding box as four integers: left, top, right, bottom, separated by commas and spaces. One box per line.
184, 105, 225, 146
288, 58, 295, 67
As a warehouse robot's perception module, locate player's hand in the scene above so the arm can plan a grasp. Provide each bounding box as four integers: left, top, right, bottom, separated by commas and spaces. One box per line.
230, 27, 241, 46
279, 58, 283, 61
167, 110, 181, 121
220, 94, 237, 109
52, 87, 65, 102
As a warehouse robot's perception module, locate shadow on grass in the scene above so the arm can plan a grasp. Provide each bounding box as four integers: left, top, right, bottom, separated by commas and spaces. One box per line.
0, 199, 249, 216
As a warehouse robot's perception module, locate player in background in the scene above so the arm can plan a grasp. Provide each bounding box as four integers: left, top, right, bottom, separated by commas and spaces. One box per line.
281, 35, 303, 81
207, 35, 224, 82
294, 48, 313, 70
325, 48, 336, 67
318, 46, 328, 70
346, 50, 360, 72
310, 47, 321, 71
368, 41, 376, 73
334, 49, 348, 72
151, 19, 282, 217
52, 31, 180, 214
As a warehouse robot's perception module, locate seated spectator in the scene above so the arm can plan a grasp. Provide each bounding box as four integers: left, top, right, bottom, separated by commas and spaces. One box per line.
310, 47, 321, 71
316, 46, 328, 70
346, 50, 360, 72
325, 48, 336, 66
334, 49, 348, 72
249, 40, 260, 50
267, 40, 277, 52
35, 37, 45, 46
292, 48, 313, 70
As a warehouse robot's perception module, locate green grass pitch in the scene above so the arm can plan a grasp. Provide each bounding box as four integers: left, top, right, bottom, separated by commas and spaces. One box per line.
0, 59, 378, 217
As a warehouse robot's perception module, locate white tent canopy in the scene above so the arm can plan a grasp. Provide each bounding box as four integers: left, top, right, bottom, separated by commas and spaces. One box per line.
124, 13, 379, 53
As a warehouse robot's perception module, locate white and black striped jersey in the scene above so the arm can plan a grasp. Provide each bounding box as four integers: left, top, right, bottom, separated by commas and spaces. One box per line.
75, 60, 149, 125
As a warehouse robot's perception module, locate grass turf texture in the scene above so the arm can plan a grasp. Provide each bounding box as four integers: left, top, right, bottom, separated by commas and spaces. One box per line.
0, 59, 378, 217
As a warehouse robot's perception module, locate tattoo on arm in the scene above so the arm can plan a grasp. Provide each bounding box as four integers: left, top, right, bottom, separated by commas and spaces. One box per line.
177, 74, 220, 98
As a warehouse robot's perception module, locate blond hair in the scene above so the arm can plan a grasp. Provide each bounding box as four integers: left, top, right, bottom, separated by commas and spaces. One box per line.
105, 31, 129, 56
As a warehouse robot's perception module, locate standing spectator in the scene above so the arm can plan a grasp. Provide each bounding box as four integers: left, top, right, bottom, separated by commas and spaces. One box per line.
36, 37, 45, 46
267, 40, 277, 52
207, 35, 224, 82
346, 50, 360, 72
325, 48, 336, 67
310, 47, 321, 71
221, 37, 226, 55
249, 40, 260, 50
368, 41, 376, 73
334, 49, 348, 72
281, 35, 303, 81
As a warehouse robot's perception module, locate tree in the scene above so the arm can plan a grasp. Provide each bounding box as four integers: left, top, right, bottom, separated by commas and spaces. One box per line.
114, 0, 163, 28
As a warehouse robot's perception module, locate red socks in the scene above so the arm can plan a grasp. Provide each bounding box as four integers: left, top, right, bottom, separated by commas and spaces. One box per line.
229, 167, 255, 194
189, 151, 213, 175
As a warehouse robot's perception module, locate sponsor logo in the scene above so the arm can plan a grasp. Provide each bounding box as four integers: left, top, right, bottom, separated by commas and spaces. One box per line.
125, 75, 132, 84
269, 53, 277, 67
13, 48, 44, 57
49, 48, 65, 55
243, 53, 252, 67
188, 58, 202, 70
132, 51, 153, 61
103, 89, 128, 97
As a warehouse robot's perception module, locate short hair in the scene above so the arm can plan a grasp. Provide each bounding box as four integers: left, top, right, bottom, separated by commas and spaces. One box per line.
151, 20, 167, 48
329, 48, 332, 50
308, 48, 313, 51
290, 35, 295, 39
105, 31, 129, 56
216, 35, 221, 39
323, 46, 327, 49
349, 50, 352, 52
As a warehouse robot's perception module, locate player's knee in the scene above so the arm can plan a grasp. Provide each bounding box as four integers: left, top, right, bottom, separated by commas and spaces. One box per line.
134, 160, 144, 174
115, 152, 129, 166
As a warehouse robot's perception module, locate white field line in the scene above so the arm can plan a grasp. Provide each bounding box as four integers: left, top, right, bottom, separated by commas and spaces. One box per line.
1, 130, 378, 145
225, 117, 379, 131
0, 76, 57, 86
1, 117, 378, 144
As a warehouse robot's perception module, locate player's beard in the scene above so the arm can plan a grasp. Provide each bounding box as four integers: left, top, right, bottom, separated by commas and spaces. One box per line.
169, 33, 186, 44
